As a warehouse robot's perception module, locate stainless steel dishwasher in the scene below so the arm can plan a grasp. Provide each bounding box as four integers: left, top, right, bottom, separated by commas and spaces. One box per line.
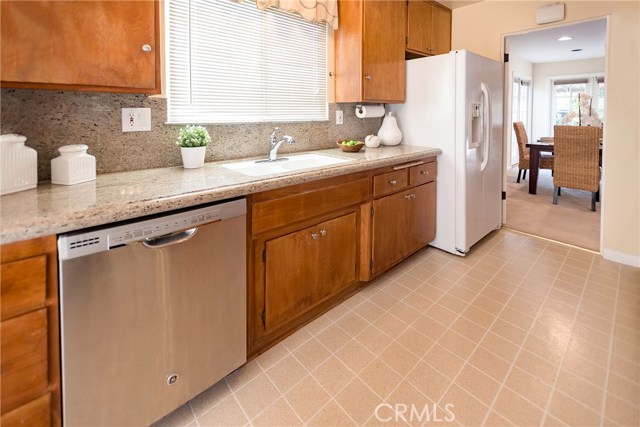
58, 198, 247, 426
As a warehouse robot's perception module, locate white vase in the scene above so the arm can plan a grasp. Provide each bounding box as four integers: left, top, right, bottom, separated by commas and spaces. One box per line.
51, 144, 96, 185
378, 112, 402, 146
181, 146, 207, 169
1, 133, 37, 195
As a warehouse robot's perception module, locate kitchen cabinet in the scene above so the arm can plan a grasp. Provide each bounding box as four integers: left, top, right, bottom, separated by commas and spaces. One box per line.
335, 0, 406, 103
1, 1, 160, 94
371, 161, 436, 275
0, 236, 60, 427
406, 0, 452, 58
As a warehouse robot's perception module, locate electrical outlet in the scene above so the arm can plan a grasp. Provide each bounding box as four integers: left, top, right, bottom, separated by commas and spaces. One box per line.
336, 110, 344, 125
122, 108, 151, 132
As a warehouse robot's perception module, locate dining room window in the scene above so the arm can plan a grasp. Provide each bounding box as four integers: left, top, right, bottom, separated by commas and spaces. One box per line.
551, 75, 605, 126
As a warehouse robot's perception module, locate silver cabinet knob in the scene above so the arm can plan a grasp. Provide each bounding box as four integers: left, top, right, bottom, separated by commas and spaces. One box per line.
320, 229, 327, 237
142, 44, 153, 53
365, 74, 372, 80
311, 232, 318, 239
421, 170, 429, 175
405, 195, 412, 200
389, 180, 397, 185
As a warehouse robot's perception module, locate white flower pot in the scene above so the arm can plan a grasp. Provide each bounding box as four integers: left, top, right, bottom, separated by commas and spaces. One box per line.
180, 146, 207, 169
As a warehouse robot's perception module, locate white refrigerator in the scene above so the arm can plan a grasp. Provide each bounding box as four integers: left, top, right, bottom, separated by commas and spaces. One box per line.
388, 50, 503, 256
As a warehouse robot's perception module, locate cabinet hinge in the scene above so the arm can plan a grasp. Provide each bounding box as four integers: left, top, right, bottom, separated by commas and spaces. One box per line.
370, 207, 374, 217
262, 248, 266, 262
370, 259, 374, 273
406, 36, 409, 45
502, 191, 507, 200
504, 53, 509, 63
261, 309, 266, 328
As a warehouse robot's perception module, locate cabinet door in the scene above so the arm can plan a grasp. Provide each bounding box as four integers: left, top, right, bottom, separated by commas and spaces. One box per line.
372, 183, 435, 275
362, 1, 406, 102
264, 213, 356, 331
406, 0, 432, 55
431, 5, 452, 56
1, 1, 158, 93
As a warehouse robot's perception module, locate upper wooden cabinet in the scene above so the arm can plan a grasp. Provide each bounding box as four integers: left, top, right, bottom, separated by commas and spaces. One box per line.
1, 1, 160, 94
335, 0, 406, 103
406, 0, 452, 58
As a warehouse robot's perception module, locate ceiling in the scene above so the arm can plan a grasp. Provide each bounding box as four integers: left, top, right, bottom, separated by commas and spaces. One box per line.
507, 19, 607, 63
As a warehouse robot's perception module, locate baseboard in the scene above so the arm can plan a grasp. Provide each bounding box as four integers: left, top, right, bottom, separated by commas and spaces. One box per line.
602, 248, 640, 268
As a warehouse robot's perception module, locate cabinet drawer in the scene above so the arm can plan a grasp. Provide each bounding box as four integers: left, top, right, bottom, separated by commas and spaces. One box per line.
1, 255, 47, 321
252, 178, 369, 234
409, 161, 436, 186
373, 170, 409, 198
0, 393, 50, 427
0, 309, 48, 412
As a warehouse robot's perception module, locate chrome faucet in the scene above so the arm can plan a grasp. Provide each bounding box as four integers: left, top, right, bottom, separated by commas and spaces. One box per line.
267, 127, 296, 161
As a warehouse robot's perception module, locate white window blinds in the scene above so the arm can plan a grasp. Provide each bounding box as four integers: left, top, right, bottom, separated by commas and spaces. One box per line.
167, 0, 328, 124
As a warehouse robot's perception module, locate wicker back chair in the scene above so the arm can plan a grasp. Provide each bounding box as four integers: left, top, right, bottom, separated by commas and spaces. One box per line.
552, 125, 602, 211
513, 122, 553, 183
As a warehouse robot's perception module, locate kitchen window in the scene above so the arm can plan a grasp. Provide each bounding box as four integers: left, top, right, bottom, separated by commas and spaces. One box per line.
166, 0, 328, 124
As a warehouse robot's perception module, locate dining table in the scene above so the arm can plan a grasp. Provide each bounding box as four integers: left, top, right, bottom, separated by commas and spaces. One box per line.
526, 138, 603, 194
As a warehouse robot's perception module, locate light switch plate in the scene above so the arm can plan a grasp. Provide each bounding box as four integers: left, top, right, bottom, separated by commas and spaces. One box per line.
122, 108, 151, 132
336, 110, 344, 125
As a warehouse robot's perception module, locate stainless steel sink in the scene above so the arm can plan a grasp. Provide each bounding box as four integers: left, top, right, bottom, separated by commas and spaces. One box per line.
221, 153, 351, 177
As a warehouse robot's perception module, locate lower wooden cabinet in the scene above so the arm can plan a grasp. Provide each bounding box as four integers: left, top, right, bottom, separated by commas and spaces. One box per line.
264, 213, 357, 331
0, 236, 59, 427
372, 182, 436, 275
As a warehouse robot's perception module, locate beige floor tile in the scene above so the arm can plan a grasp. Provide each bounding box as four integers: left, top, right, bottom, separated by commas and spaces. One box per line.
468, 347, 512, 383
380, 342, 421, 377
453, 364, 501, 406
369, 290, 400, 311
504, 367, 552, 409
437, 329, 477, 360
564, 335, 610, 367
607, 371, 640, 405
438, 293, 470, 313
541, 413, 569, 427
402, 292, 434, 313
352, 300, 387, 323
505, 296, 540, 318
189, 379, 232, 417
406, 360, 452, 403
547, 389, 602, 427
412, 314, 449, 340
336, 339, 376, 374
342, 291, 369, 309
562, 353, 608, 388
413, 283, 446, 302
490, 318, 528, 346
604, 392, 640, 426
225, 359, 263, 392
356, 325, 393, 355
312, 356, 355, 396
461, 305, 497, 329
388, 301, 422, 325
514, 349, 559, 385
572, 321, 613, 351
307, 401, 357, 427
265, 354, 308, 394
335, 311, 370, 337
325, 303, 351, 322
478, 332, 520, 363
304, 314, 333, 336
281, 327, 313, 351
609, 353, 640, 384
425, 303, 460, 325
293, 337, 332, 371
316, 323, 352, 352
472, 295, 508, 316
484, 410, 515, 427
498, 307, 535, 331
395, 327, 435, 358
440, 384, 489, 427
285, 375, 331, 422
492, 387, 544, 427
335, 378, 385, 425
233, 374, 280, 420
555, 370, 605, 413
374, 312, 410, 337
254, 342, 289, 371
480, 286, 512, 305
153, 402, 195, 427
358, 358, 403, 400
451, 317, 487, 343
197, 395, 248, 427
252, 397, 302, 426
425, 346, 465, 380
522, 334, 566, 365
387, 380, 432, 407
446, 285, 480, 304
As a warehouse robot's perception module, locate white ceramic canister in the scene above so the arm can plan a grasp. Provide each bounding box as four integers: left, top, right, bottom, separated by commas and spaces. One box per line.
51, 144, 96, 185
1, 134, 38, 195
377, 112, 403, 146
365, 134, 381, 148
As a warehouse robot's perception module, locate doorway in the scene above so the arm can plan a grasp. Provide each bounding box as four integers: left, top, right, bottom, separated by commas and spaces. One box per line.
502, 18, 607, 251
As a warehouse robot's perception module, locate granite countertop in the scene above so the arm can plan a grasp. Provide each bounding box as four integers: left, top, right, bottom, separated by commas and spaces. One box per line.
0, 145, 441, 244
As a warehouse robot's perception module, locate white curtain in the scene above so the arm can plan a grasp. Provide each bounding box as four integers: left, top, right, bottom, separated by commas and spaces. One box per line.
254, 0, 338, 29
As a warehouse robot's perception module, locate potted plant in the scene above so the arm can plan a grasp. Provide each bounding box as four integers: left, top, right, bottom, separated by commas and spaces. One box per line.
176, 125, 211, 169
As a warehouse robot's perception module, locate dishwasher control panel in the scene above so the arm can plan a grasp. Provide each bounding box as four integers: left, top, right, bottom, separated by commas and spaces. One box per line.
58, 199, 246, 261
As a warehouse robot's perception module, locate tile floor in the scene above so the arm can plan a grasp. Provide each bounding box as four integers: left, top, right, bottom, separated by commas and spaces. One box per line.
154, 229, 639, 427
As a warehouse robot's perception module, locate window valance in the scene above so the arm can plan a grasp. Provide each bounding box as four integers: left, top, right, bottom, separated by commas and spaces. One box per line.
254, 0, 338, 28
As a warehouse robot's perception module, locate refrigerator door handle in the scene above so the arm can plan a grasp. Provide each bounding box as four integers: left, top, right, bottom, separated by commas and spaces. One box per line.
480, 82, 492, 172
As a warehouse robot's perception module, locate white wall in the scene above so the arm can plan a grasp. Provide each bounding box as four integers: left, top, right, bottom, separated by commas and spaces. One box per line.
530, 57, 605, 142
452, 1, 640, 266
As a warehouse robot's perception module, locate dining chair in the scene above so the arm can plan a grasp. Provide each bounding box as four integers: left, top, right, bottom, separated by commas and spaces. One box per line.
513, 122, 553, 183
552, 125, 602, 211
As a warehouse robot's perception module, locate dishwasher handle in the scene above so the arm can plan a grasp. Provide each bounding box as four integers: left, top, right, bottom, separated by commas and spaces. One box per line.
142, 228, 198, 249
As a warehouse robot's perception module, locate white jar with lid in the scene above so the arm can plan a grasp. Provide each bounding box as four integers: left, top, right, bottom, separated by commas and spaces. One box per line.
1, 134, 38, 195
51, 144, 96, 185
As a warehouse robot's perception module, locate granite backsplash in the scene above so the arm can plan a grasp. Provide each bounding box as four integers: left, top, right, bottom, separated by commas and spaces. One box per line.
0, 89, 383, 181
